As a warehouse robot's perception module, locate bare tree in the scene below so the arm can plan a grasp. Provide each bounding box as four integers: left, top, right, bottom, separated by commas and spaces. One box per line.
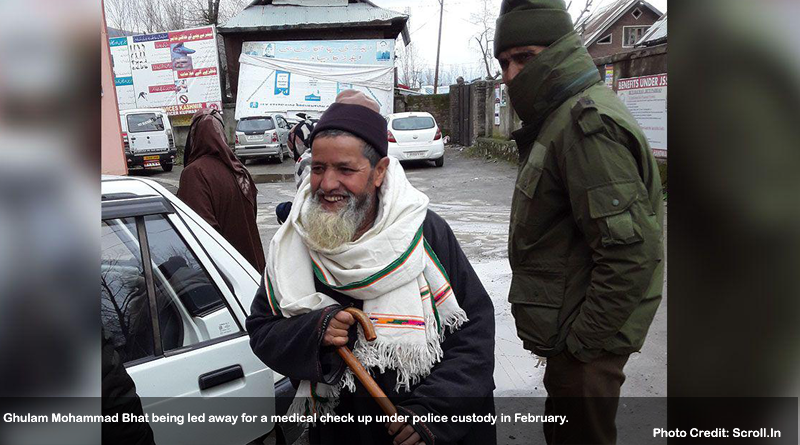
104, 0, 248, 33
105, 0, 139, 32
396, 39, 425, 89
185, 0, 247, 26
469, 0, 500, 79
569, 0, 594, 38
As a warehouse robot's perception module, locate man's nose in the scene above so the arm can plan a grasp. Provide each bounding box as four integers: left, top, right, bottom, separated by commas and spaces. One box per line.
320, 170, 340, 192
503, 63, 521, 84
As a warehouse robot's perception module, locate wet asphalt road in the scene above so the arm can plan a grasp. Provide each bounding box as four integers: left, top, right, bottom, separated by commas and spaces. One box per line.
134, 145, 667, 443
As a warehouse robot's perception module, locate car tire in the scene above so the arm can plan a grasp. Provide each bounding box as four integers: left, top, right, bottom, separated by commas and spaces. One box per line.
161, 162, 174, 172
434, 155, 444, 168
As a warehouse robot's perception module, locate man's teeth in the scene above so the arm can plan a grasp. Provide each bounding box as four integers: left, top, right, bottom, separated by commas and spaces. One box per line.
324, 195, 344, 202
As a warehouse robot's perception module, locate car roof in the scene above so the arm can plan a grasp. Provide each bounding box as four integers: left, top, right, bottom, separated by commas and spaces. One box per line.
388, 112, 435, 120
101, 176, 176, 219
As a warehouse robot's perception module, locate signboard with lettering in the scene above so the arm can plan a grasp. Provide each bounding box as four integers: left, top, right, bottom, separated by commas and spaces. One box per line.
109, 26, 222, 118
617, 73, 667, 158
236, 39, 395, 119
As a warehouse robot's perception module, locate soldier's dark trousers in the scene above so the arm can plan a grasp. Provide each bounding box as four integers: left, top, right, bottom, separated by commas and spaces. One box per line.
542, 351, 630, 444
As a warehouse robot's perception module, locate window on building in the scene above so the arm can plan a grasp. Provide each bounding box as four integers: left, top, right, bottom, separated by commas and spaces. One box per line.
597, 34, 612, 45
632, 8, 642, 19
623, 26, 649, 47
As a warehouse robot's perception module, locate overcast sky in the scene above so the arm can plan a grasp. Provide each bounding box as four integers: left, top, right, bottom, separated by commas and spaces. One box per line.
372, 0, 667, 78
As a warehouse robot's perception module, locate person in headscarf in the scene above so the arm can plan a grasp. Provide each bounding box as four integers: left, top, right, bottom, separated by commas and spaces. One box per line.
177, 108, 266, 272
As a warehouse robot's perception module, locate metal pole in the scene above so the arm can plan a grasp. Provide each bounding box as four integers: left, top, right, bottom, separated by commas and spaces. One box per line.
433, 0, 444, 94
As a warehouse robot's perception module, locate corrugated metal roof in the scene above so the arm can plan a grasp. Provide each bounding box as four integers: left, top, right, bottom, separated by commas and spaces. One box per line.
576, 0, 663, 47
636, 12, 667, 46
220, 3, 406, 31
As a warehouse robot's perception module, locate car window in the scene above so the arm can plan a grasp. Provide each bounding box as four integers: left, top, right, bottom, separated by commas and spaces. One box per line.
101, 214, 243, 364
144, 214, 242, 353
237, 117, 275, 132
127, 113, 165, 133
391, 116, 435, 131
101, 218, 155, 364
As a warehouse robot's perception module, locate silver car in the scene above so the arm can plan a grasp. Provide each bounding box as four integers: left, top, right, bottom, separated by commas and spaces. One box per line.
233, 113, 292, 164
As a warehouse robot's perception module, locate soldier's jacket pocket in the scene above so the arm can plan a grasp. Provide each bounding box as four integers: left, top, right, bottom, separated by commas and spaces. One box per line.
508, 271, 565, 355
587, 180, 643, 247
511, 142, 547, 230
515, 142, 547, 199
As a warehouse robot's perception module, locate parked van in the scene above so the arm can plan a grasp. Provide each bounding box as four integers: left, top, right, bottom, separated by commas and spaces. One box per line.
120, 108, 177, 172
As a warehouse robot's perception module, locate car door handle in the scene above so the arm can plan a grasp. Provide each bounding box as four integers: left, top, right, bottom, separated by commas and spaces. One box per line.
198, 365, 244, 390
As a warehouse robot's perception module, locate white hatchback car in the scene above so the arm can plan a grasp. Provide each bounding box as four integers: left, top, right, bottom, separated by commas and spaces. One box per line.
101, 176, 287, 444
387, 112, 445, 167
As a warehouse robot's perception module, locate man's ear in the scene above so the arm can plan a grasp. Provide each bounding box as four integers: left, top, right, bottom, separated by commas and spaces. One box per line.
373, 157, 390, 187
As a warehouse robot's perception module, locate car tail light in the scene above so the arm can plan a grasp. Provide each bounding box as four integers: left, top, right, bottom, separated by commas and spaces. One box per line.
434, 128, 442, 140
271, 132, 279, 143
235, 134, 240, 144
122, 132, 130, 153
388, 130, 397, 143
166, 128, 175, 148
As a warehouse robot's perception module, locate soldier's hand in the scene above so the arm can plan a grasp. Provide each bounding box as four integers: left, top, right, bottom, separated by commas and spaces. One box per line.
323, 310, 355, 347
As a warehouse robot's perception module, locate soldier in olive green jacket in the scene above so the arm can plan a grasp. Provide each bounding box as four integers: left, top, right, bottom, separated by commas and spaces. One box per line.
495, 0, 664, 443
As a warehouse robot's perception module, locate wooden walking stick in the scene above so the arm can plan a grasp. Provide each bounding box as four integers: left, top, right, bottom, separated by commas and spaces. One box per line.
337, 307, 398, 416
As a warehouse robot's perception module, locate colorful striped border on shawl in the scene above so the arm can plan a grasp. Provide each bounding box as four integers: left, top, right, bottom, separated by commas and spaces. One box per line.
266, 274, 279, 315
432, 283, 453, 306
424, 276, 442, 333
370, 314, 426, 330
423, 238, 450, 282
311, 226, 424, 291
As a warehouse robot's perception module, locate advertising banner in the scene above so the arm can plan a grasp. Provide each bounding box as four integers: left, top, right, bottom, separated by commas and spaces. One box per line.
236, 39, 395, 119
109, 26, 222, 118
617, 73, 667, 158
241, 39, 394, 66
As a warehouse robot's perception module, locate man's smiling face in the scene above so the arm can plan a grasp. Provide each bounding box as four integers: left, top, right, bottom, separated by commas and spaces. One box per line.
310, 134, 383, 213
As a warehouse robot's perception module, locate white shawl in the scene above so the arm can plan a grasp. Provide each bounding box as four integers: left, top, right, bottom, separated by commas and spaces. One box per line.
265, 158, 468, 415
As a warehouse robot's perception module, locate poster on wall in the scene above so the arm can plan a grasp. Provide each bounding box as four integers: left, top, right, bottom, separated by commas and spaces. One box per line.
108, 26, 222, 119
236, 39, 395, 119
617, 73, 667, 158
604, 64, 614, 89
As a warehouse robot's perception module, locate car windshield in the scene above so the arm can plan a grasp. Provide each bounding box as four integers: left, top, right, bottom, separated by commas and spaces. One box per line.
237, 117, 275, 132
127, 113, 165, 133
392, 116, 435, 131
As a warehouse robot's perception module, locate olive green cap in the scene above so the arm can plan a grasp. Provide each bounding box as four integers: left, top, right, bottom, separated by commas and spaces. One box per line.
494, 0, 575, 57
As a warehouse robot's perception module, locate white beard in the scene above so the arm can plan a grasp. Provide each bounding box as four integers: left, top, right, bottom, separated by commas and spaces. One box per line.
301, 190, 372, 252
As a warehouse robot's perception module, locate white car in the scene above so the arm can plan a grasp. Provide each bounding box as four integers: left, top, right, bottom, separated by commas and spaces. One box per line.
101, 176, 287, 444
387, 112, 445, 167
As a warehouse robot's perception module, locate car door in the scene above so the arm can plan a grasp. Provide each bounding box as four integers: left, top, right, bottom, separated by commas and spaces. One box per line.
276, 115, 290, 149
101, 203, 275, 445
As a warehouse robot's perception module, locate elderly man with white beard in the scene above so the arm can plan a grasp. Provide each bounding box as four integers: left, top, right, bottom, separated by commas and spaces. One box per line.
246, 90, 496, 445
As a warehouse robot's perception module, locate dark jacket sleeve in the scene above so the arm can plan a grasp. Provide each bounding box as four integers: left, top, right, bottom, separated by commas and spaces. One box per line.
102, 329, 155, 445
246, 274, 346, 384
557, 117, 663, 362
177, 166, 221, 232
398, 211, 496, 445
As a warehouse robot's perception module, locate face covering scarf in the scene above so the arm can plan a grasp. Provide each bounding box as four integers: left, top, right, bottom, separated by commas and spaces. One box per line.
265, 157, 468, 416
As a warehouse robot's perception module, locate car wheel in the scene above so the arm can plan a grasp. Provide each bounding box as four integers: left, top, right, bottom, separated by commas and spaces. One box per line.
434, 155, 444, 168
161, 162, 174, 172
276, 149, 285, 164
